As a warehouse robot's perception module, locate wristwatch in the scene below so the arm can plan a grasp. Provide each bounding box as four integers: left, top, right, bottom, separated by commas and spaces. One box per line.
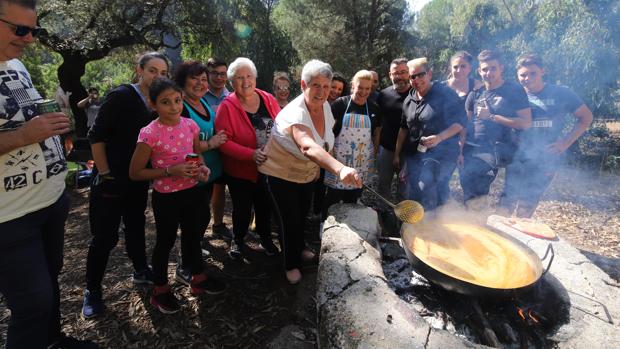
489, 114, 497, 121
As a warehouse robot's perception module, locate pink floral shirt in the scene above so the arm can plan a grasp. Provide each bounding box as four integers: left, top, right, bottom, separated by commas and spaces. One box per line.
138, 118, 200, 193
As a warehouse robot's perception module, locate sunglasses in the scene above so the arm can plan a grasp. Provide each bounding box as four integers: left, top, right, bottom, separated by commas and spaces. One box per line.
0, 17, 43, 37
409, 71, 427, 80
276, 85, 289, 91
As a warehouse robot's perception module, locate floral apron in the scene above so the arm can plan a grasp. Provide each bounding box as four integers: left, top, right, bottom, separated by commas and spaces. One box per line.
324, 99, 373, 190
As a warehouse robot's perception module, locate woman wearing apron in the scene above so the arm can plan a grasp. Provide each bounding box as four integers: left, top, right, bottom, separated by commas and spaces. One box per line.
322, 70, 382, 220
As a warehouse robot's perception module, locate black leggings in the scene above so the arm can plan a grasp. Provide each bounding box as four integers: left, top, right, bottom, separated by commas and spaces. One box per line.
226, 175, 272, 243
151, 185, 204, 286
266, 176, 313, 270
86, 180, 149, 291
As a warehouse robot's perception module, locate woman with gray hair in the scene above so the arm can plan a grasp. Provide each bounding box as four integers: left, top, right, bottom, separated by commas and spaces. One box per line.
214, 57, 281, 259
259, 59, 361, 284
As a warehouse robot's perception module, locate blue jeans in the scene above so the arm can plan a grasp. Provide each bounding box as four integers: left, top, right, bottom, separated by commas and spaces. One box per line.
499, 156, 556, 217
404, 152, 457, 211
460, 147, 498, 202
0, 193, 68, 349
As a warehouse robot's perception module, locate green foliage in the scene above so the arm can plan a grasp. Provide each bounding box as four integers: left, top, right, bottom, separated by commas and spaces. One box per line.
273, 0, 414, 79
21, 43, 62, 99
569, 122, 620, 171
180, 0, 298, 90
413, 0, 620, 117
81, 49, 139, 96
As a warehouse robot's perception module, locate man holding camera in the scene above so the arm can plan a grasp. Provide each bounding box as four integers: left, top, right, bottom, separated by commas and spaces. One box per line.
77, 87, 101, 129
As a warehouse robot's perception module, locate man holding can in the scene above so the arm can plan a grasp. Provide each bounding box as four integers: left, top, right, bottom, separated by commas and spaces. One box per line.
0, 0, 97, 348
461, 50, 531, 209
393, 57, 465, 211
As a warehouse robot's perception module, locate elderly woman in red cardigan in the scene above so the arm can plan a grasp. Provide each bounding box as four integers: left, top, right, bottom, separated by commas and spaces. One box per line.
214, 57, 281, 259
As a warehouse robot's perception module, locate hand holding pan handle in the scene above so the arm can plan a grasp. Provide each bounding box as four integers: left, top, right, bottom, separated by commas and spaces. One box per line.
540, 243, 555, 277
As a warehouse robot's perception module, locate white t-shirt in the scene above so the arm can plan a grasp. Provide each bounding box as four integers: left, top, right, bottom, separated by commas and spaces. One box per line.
0, 59, 67, 223
271, 93, 335, 160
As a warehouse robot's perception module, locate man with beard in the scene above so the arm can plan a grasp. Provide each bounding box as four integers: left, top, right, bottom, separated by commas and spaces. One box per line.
376, 58, 410, 204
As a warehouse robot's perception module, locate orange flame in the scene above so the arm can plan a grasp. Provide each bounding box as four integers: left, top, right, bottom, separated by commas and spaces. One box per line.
528, 309, 540, 324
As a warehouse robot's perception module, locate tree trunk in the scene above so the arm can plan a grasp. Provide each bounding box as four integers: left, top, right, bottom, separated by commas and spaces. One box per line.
58, 55, 89, 138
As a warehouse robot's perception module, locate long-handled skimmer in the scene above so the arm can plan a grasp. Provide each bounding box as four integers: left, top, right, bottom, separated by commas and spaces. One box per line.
363, 184, 424, 224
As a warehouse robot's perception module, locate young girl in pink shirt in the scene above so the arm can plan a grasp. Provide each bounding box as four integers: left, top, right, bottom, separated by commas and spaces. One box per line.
129, 78, 225, 314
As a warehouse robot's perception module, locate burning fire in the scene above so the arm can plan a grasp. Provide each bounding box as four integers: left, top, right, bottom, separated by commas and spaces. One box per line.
517, 306, 540, 325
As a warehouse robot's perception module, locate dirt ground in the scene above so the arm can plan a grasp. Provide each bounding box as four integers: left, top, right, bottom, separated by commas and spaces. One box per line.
0, 188, 321, 349
607, 121, 620, 136
1, 166, 619, 348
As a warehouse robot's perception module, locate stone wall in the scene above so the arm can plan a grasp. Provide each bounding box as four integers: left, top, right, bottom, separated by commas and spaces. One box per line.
316, 204, 620, 349
316, 204, 480, 349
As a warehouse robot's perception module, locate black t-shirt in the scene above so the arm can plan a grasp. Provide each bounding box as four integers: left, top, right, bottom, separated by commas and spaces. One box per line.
377, 86, 411, 151
400, 82, 465, 155
465, 80, 529, 149
331, 95, 382, 138
88, 84, 156, 184
246, 95, 273, 149
518, 84, 583, 160
440, 77, 475, 112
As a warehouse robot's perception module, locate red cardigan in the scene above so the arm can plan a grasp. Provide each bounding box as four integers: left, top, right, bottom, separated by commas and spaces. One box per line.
215, 89, 281, 182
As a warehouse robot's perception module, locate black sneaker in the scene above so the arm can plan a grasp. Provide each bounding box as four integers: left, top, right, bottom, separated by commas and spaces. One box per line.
81, 289, 103, 319
132, 266, 154, 285
190, 274, 227, 295
228, 240, 247, 260
200, 239, 211, 257
47, 334, 99, 349
212, 223, 233, 239
150, 286, 180, 314
259, 238, 279, 256
175, 265, 192, 286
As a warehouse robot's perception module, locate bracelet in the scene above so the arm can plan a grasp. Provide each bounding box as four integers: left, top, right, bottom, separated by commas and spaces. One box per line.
164, 167, 171, 177
337, 166, 345, 177
489, 114, 496, 121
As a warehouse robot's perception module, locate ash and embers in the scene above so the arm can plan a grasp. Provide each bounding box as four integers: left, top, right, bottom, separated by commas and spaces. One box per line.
382, 241, 571, 348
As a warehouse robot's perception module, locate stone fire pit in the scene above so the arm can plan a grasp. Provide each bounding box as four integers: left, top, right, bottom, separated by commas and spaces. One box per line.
316, 204, 620, 349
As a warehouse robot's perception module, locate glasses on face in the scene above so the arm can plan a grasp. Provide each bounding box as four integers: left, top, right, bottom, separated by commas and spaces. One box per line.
410, 71, 427, 80
276, 85, 289, 92
208, 71, 227, 78
0, 17, 42, 37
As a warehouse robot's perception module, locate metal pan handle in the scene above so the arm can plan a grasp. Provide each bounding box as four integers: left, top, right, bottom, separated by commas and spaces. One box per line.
540, 243, 555, 276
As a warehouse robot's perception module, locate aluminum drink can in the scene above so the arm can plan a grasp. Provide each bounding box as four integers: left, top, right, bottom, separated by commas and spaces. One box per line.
185, 153, 200, 164
35, 99, 61, 114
